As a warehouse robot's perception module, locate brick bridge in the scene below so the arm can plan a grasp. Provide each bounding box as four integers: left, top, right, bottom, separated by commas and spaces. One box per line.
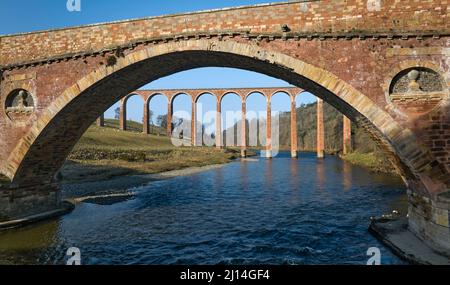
107, 87, 339, 158
0, 0, 449, 254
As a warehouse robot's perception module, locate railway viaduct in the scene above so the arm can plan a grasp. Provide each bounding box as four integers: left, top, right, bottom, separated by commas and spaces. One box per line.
0, 0, 449, 254
107, 87, 348, 158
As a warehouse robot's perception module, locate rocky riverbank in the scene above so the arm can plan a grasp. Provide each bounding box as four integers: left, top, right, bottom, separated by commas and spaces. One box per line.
369, 217, 450, 265
61, 163, 232, 201
56, 120, 245, 187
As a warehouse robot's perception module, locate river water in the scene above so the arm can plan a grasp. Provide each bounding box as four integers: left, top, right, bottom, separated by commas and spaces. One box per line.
0, 152, 407, 265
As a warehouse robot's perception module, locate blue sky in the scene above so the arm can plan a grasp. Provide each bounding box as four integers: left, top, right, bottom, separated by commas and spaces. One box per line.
0, 0, 317, 125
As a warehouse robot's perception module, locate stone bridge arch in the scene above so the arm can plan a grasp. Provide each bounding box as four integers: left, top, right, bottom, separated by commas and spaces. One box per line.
0, 0, 447, 256
4, 39, 446, 199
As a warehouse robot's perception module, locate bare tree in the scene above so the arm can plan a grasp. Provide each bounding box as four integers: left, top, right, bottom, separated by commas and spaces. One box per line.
157, 114, 168, 129
114, 107, 120, 120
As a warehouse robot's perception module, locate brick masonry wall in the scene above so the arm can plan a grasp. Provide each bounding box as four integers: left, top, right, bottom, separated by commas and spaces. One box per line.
0, 0, 448, 65
0, 1, 448, 196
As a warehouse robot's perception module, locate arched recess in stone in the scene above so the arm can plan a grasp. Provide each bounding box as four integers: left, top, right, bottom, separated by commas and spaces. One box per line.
382, 60, 450, 119
4, 40, 448, 197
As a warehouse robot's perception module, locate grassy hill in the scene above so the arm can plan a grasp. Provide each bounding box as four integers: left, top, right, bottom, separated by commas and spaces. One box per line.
102, 119, 167, 135
75, 119, 172, 151
60, 119, 240, 184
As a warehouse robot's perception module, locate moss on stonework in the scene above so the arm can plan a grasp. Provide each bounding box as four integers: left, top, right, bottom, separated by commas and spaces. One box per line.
438, 191, 450, 201
0, 215, 10, 223
0, 174, 11, 188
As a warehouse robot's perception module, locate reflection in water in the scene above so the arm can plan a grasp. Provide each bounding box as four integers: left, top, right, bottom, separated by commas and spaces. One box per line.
0, 152, 407, 265
0, 221, 62, 265
265, 158, 273, 189
0, 222, 59, 251
213, 166, 224, 195
342, 161, 352, 192
288, 158, 300, 206
240, 159, 249, 190
315, 158, 332, 205
316, 158, 325, 190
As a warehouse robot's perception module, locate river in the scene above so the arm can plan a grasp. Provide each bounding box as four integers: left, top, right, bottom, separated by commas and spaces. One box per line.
0, 152, 407, 265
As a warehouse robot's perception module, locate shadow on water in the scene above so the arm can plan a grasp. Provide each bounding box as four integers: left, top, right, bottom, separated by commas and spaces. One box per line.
0, 152, 407, 265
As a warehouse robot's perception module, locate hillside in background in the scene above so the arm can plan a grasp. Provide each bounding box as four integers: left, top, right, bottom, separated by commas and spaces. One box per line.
104, 119, 167, 135
224, 102, 379, 153
223, 102, 396, 174
279, 102, 379, 153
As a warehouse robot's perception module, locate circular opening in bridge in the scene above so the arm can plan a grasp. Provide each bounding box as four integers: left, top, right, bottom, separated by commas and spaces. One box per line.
389, 67, 444, 94
5, 89, 34, 110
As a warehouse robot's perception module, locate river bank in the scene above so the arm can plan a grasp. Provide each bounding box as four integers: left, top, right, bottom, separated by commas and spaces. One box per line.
61, 162, 231, 201
340, 151, 399, 176
57, 120, 244, 185
61, 147, 240, 184
369, 217, 450, 265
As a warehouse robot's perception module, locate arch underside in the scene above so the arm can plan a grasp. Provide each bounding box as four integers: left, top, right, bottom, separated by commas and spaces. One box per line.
4, 42, 447, 196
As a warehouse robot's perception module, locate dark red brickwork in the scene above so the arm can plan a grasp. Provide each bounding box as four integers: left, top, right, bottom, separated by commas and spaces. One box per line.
0, 0, 448, 198
421, 105, 450, 172
0, 0, 448, 65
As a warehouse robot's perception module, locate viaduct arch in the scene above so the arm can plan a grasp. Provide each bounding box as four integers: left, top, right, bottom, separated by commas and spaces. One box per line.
0, 0, 448, 254
113, 87, 302, 157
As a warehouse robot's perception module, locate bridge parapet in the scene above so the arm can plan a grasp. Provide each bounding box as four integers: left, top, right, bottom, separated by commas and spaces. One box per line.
0, 0, 448, 66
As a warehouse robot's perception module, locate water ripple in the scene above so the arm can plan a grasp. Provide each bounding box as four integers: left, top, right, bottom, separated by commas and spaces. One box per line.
0, 152, 407, 265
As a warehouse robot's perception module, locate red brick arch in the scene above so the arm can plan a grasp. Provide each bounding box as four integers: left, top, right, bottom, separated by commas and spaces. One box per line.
3, 40, 447, 198
145, 93, 169, 106
169, 92, 194, 105
220, 92, 245, 103
194, 92, 218, 104
245, 91, 268, 101
270, 90, 296, 102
